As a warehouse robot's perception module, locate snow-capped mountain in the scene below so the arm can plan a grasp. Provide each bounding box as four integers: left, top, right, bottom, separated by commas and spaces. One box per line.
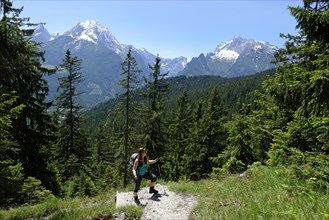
33, 20, 187, 107
162, 57, 189, 77
33, 22, 278, 107
211, 36, 277, 62
62, 20, 123, 53
179, 37, 278, 77
34, 20, 185, 76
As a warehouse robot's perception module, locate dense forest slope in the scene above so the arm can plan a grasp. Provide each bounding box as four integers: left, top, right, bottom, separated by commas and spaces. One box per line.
83, 69, 274, 131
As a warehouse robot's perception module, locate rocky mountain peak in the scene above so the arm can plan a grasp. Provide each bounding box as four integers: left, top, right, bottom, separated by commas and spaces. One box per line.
32, 24, 51, 42
211, 36, 278, 63
63, 20, 122, 53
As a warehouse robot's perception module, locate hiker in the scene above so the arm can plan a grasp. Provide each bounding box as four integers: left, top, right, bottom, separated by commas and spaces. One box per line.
132, 147, 159, 204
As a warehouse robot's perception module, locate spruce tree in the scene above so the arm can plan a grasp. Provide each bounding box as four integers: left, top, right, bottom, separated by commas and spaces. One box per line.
185, 101, 204, 180
195, 87, 227, 178
143, 55, 169, 158
166, 91, 192, 180
56, 49, 90, 180
0, 93, 25, 206
0, 0, 58, 194
261, 0, 329, 186
119, 47, 142, 187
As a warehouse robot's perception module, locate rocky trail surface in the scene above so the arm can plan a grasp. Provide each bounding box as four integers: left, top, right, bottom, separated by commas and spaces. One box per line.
115, 184, 197, 220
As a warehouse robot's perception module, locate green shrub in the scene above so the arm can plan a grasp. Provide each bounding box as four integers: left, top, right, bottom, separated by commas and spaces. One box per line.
20, 176, 54, 204
63, 172, 97, 197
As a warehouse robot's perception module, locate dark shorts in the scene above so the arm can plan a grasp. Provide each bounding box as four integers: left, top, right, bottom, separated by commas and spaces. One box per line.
133, 171, 157, 192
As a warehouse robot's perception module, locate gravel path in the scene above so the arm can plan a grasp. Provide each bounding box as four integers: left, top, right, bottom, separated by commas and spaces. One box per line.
116, 184, 197, 220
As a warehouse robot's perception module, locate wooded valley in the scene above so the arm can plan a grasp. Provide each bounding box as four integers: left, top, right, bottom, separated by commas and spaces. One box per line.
1, 1, 328, 217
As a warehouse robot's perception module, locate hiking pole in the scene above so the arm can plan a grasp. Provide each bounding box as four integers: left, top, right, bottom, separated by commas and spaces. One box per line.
157, 163, 162, 180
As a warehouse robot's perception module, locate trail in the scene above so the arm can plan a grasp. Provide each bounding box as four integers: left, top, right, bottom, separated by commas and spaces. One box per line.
116, 184, 197, 220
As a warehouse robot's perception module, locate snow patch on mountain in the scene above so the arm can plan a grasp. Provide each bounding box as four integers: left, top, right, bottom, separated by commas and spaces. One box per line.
213, 49, 239, 61
218, 39, 234, 50
162, 56, 189, 77
50, 32, 60, 41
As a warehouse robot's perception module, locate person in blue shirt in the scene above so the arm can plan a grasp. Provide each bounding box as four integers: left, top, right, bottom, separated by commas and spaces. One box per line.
132, 147, 158, 204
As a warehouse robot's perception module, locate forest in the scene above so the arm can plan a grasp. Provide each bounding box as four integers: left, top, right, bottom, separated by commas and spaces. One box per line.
1, 0, 329, 214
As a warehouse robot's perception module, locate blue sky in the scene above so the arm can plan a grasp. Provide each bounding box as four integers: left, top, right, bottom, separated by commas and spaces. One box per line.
15, 0, 302, 59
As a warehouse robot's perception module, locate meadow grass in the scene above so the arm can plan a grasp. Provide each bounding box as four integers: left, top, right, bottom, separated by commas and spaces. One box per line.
168, 165, 329, 220
0, 190, 143, 220
1, 166, 329, 219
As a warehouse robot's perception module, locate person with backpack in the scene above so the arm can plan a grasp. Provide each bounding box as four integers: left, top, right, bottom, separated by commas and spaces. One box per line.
132, 147, 159, 204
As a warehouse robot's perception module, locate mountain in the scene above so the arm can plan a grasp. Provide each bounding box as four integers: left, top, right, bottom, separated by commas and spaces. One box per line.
32, 24, 51, 42
64, 20, 122, 52
33, 22, 277, 107
162, 57, 190, 77
178, 36, 278, 77
33, 20, 187, 107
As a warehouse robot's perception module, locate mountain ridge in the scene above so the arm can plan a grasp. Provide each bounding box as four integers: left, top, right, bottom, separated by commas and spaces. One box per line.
33, 20, 278, 107
178, 36, 277, 77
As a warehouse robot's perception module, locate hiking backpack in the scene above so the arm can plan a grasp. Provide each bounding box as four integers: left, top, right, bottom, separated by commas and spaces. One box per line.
130, 153, 139, 169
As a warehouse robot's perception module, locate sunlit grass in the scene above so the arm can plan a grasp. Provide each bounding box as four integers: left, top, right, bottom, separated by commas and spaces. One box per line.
168, 165, 329, 220
0, 190, 143, 220
1, 166, 329, 219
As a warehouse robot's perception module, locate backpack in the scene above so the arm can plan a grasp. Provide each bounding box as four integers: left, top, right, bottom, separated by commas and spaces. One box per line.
130, 153, 139, 169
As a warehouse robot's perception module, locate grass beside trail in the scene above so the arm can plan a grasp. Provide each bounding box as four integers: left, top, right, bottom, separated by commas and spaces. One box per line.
1, 165, 329, 219
168, 165, 329, 220
0, 191, 143, 220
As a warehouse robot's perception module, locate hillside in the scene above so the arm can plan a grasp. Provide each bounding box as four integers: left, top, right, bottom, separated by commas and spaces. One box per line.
83, 69, 274, 131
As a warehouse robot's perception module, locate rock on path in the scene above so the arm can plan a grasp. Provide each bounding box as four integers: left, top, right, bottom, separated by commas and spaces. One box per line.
116, 184, 197, 220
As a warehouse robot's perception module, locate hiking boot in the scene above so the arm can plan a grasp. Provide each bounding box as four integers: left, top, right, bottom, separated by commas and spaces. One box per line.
149, 187, 158, 194
134, 196, 141, 205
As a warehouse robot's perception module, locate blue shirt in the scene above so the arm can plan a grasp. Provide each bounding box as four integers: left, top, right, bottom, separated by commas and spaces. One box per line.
138, 162, 147, 176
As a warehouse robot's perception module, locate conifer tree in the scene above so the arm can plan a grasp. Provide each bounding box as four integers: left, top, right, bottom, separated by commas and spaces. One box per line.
0, 93, 25, 205
260, 0, 329, 185
166, 91, 192, 180
56, 49, 91, 180
143, 55, 169, 158
185, 101, 204, 180
0, 0, 58, 193
194, 87, 227, 178
119, 47, 142, 187
212, 110, 252, 173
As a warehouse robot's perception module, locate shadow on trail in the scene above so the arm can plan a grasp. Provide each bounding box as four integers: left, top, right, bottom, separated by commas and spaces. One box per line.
149, 194, 161, 201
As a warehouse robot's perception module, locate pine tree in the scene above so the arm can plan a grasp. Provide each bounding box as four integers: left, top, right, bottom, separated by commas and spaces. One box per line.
185, 101, 205, 180
213, 111, 252, 173
195, 87, 227, 178
0, 0, 58, 194
261, 0, 329, 186
166, 91, 192, 180
119, 47, 142, 187
290, 0, 329, 44
56, 49, 91, 180
142, 55, 169, 158
0, 92, 25, 206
